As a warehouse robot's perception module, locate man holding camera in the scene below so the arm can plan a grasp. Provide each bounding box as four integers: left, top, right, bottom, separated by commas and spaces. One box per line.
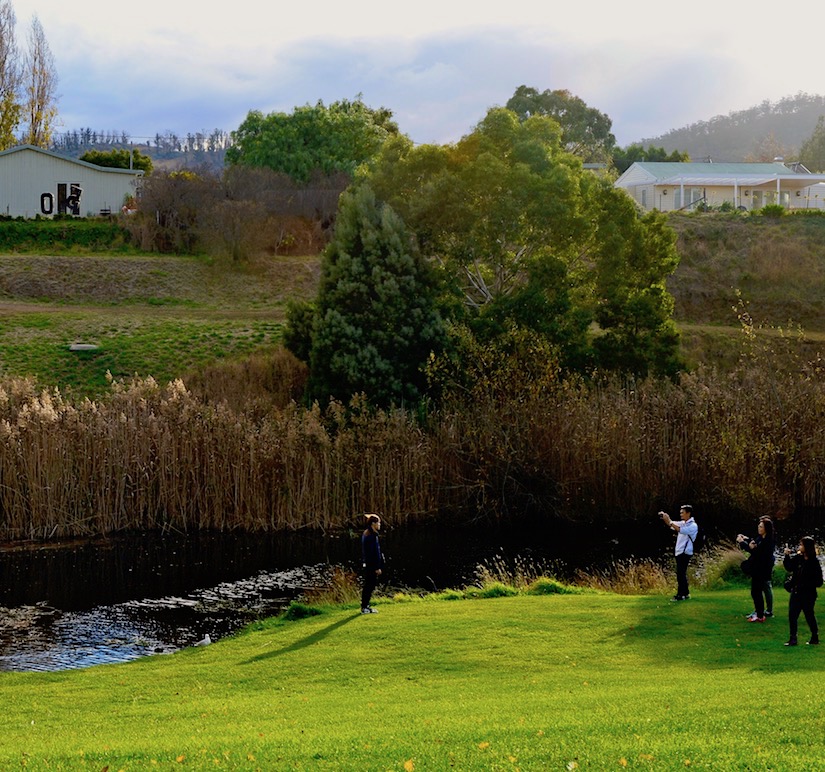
660, 505, 699, 601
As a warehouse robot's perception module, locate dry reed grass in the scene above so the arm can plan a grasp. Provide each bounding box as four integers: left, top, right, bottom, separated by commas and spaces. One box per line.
2, 348, 825, 541
574, 559, 672, 594
302, 567, 362, 606
474, 554, 564, 591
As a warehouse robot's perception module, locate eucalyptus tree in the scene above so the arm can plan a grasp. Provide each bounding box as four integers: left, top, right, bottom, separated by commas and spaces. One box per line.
365, 107, 682, 378
506, 85, 616, 163
227, 97, 399, 183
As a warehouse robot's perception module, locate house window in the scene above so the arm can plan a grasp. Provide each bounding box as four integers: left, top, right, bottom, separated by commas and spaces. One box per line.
641, 189, 647, 208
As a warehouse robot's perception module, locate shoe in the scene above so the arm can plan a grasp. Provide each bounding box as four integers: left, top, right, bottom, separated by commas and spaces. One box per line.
784, 639, 798, 646
670, 595, 690, 602
748, 616, 766, 623
765, 611, 774, 618
807, 638, 819, 645
745, 612, 757, 620
360, 607, 378, 614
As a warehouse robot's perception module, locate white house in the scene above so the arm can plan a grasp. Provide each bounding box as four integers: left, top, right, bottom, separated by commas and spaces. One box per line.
614, 161, 825, 212
0, 144, 144, 218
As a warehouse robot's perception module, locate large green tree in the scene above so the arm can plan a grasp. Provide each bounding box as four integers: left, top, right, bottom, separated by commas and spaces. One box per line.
365, 107, 682, 378
304, 184, 446, 407
506, 85, 615, 163
80, 147, 153, 173
799, 115, 825, 172
612, 143, 690, 175
226, 97, 399, 182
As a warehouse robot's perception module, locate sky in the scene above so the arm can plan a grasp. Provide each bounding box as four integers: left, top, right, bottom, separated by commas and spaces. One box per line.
12, 1, 825, 149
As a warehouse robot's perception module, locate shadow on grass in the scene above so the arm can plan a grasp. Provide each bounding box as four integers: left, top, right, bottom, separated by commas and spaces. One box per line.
601, 591, 823, 673
240, 613, 360, 664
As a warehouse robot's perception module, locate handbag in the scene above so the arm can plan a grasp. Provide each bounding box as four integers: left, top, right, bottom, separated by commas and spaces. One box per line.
741, 557, 753, 576
784, 573, 795, 593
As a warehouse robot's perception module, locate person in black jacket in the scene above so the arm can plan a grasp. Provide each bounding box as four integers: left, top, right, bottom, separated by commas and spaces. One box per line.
737, 516, 776, 622
360, 514, 385, 614
782, 536, 823, 646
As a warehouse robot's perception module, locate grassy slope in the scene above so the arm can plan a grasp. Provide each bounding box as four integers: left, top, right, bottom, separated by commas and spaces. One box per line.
3, 213, 825, 396
667, 213, 825, 368
0, 254, 319, 395
0, 589, 820, 770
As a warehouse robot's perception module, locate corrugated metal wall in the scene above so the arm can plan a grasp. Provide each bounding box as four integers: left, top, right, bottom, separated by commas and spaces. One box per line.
0, 147, 142, 218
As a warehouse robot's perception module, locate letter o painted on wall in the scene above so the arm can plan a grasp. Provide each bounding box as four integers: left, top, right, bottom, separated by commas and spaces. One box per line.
40, 192, 54, 215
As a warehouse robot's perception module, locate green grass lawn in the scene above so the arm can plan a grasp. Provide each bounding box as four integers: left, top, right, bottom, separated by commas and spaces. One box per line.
1, 589, 821, 770
0, 254, 319, 396
0, 310, 285, 395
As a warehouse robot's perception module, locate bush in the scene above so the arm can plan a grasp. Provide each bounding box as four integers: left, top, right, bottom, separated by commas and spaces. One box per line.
760, 204, 786, 218
527, 577, 579, 595
283, 601, 323, 621
0, 217, 134, 252
471, 582, 519, 599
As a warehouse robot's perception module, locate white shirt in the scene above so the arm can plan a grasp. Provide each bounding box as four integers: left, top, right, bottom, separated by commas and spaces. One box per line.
675, 517, 699, 556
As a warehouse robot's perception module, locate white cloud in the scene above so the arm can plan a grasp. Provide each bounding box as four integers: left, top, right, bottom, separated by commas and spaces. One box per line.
9, 0, 825, 148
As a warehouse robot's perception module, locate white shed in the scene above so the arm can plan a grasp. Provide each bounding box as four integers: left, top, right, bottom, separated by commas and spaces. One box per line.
0, 144, 144, 218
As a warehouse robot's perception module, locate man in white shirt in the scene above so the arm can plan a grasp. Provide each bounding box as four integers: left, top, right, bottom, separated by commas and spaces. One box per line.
660, 504, 699, 601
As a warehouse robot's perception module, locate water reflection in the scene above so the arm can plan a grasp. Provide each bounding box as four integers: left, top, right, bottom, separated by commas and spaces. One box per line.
0, 564, 329, 672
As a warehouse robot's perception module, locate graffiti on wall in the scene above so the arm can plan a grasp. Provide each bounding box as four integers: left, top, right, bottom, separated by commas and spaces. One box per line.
40, 183, 83, 216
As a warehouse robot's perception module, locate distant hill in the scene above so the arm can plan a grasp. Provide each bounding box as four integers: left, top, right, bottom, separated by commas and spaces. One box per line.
637, 92, 825, 163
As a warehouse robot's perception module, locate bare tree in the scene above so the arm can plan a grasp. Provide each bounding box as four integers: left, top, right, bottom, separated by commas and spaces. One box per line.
21, 15, 58, 147
0, 0, 20, 150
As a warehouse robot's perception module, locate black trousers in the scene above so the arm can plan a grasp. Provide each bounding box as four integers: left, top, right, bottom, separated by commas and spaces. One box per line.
750, 577, 773, 617
788, 593, 818, 641
675, 552, 691, 598
361, 569, 378, 609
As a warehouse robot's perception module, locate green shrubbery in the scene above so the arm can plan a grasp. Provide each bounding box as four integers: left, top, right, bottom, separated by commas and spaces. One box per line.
0, 216, 135, 252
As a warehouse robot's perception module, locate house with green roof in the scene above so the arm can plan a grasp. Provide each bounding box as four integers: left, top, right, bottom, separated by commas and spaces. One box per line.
614, 161, 825, 212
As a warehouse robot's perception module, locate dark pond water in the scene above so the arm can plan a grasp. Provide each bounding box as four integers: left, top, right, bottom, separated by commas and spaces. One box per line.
0, 516, 810, 672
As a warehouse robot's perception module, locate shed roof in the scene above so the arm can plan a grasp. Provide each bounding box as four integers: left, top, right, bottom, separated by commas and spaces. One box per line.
0, 144, 145, 176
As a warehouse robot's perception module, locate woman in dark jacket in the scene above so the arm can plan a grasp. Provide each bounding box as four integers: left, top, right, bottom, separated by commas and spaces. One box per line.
783, 535, 823, 646
360, 514, 385, 614
737, 516, 776, 622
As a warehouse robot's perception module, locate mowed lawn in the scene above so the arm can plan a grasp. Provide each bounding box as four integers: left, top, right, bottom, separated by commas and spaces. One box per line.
0, 589, 821, 770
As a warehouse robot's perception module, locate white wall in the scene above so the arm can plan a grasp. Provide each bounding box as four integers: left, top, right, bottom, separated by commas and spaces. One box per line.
0, 147, 142, 218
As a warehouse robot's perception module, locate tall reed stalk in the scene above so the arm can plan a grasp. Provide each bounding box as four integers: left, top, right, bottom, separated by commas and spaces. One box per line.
1, 353, 824, 541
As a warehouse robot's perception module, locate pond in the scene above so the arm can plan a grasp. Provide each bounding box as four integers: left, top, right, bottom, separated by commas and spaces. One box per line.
0, 515, 797, 672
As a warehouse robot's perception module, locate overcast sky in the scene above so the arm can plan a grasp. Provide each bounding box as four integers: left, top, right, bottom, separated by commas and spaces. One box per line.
13, 1, 823, 148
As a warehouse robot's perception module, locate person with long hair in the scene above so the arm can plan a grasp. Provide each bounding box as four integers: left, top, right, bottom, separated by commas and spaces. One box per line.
782, 536, 823, 646
736, 516, 776, 622
360, 514, 385, 614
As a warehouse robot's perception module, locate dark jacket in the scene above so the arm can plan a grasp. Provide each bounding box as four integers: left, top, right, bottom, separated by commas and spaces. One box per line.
783, 553, 824, 597
741, 535, 775, 581
361, 529, 385, 572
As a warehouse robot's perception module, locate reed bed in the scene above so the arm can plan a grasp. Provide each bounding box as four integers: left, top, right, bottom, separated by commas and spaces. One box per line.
1, 352, 825, 541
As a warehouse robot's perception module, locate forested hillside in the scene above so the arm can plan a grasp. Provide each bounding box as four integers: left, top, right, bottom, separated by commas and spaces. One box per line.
638, 92, 825, 162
